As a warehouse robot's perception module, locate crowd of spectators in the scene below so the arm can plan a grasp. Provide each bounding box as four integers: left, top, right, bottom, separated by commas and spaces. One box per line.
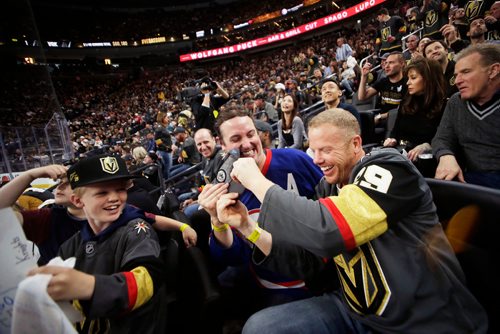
1, 0, 499, 182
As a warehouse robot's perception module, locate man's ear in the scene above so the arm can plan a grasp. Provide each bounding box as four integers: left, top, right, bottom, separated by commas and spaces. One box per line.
489, 63, 500, 80
353, 135, 363, 153
220, 138, 227, 150
70, 193, 84, 209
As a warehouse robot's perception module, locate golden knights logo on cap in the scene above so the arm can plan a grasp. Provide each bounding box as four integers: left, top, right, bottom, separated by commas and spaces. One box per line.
100, 156, 119, 174
69, 171, 79, 183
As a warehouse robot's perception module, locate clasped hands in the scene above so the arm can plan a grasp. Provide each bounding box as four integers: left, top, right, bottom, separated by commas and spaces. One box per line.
198, 158, 263, 230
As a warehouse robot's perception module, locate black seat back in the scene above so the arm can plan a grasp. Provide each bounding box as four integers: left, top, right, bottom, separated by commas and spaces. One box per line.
425, 178, 500, 332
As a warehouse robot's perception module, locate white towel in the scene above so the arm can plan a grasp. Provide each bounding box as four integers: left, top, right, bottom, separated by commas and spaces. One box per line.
11, 257, 82, 334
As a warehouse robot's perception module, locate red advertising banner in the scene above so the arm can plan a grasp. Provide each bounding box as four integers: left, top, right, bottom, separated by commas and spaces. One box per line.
180, 0, 386, 62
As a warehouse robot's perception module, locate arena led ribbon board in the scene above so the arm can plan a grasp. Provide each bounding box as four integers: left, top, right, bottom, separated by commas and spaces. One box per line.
179, 0, 387, 62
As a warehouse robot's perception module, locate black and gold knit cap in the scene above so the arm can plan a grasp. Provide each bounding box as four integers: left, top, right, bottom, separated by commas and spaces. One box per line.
67, 154, 137, 189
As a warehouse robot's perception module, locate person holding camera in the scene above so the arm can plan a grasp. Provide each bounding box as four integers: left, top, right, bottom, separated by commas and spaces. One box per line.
196, 78, 230, 132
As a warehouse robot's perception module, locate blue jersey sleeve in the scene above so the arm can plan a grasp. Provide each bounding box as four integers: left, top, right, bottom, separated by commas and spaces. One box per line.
209, 229, 252, 266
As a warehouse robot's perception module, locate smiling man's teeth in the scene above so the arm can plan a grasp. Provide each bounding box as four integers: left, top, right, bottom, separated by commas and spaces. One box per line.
105, 205, 119, 210
321, 166, 333, 172
241, 150, 254, 157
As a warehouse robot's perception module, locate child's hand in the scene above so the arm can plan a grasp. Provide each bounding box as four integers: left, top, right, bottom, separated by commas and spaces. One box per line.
28, 164, 68, 181
29, 266, 95, 301
182, 226, 197, 248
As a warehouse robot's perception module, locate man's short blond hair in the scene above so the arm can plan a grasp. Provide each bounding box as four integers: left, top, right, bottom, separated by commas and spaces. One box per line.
308, 108, 361, 137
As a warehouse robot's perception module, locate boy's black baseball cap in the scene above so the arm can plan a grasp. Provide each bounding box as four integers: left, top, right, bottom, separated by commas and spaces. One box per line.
67, 154, 137, 189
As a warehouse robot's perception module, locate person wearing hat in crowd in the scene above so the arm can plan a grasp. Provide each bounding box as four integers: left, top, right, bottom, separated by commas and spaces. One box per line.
27, 154, 164, 333
0, 163, 197, 266
140, 151, 161, 187
273, 83, 287, 114
298, 72, 311, 91
170, 126, 201, 178
254, 93, 279, 124
254, 119, 275, 149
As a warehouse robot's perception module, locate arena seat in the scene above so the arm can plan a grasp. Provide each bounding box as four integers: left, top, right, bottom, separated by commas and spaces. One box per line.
165, 209, 223, 334
160, 191, 182, 217
425, 178, 500, 333
358, 109, 383, 146
352, 93, 377, 111
176, 246, 223, 334
158, 237, 181, 333
384, 108, 398, 139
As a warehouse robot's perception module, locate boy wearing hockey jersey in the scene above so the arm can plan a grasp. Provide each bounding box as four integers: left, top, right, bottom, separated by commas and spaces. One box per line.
29, 154, 164, 333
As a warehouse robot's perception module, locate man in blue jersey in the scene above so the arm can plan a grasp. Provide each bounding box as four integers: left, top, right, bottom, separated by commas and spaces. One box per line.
197, 108, 323, 317
215, 108, 487, 334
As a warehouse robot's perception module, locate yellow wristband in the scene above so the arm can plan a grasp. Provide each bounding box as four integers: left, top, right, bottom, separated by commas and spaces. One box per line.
246, 225, 262, 244
179, 223, 189, 232
212, 223, 230, 232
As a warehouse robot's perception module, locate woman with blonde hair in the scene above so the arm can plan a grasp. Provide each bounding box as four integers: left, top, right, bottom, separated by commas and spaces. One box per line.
132, 146, 148, 166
